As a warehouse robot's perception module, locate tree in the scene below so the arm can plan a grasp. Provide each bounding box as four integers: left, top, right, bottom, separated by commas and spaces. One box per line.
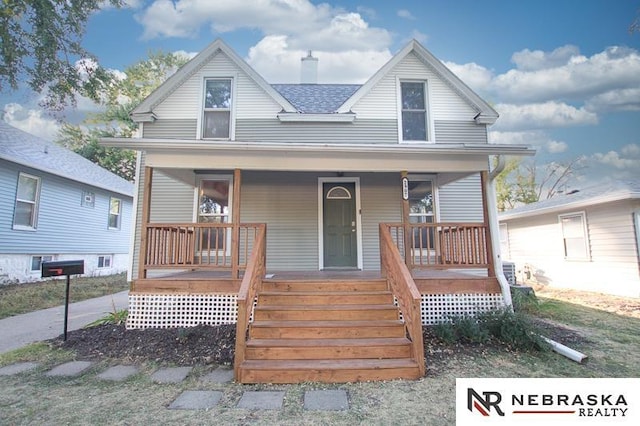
493, 156, 585, 211
57, 51, 190, 181
0, 0, 123, 111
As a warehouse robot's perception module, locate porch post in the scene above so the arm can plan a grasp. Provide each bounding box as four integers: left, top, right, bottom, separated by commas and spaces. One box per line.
480, 171, 497, 278
231, 168, 242, 279
138, 166, 153, 280
401, 171, 412, 270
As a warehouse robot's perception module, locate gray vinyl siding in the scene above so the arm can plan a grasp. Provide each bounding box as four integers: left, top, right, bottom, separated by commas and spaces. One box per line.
131, 158, 195, 277
437, 174, 484, 222
241, 172, 320, 270
360, 173, 402, 269
235, 119, 397, 143
143, 120, 197, 139
434, 121, 487, 144
0, 158, 131, 254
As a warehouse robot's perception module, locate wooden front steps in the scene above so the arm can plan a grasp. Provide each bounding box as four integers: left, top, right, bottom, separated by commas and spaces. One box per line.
236, 278, 424, 384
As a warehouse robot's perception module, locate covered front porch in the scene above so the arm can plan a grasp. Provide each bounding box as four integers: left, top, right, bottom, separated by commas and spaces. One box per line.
121, 142, 512, 382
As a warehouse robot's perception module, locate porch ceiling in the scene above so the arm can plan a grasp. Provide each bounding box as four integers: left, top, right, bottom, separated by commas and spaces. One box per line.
102, 138, 534, 174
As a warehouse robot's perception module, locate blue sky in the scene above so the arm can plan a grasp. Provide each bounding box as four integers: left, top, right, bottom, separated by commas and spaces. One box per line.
2, 0, 639, 186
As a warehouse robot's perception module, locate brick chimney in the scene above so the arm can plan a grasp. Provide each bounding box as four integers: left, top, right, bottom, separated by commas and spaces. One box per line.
300, 50, 318, 84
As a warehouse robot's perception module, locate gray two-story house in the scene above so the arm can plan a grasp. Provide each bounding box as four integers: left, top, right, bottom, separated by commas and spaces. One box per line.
104, 39, 533, 383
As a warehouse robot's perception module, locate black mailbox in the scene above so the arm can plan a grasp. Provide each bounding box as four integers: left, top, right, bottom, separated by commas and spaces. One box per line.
41, 260, 84, 277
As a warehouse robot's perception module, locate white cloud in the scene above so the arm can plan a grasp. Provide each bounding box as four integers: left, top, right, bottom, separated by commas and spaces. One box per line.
622, 143, 640, 157
491, 46, 640, 104
490, 130, 568, 154
410, 30, 428, 44
3, 103, 61, 140
493, 101, 598, 131
585, 87, 640, 112
246, 35, 391, 83
397, 9, 416, 20
135, 0, 392, 83
442, 61, 494, 93
136, 0, 391, 51
546, 140, 568, 154
511, 45, 581, 71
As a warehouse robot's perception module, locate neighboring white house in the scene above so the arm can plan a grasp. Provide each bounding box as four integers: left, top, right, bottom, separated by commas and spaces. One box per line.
499, 180, 640, 298
0, 121, 134, 284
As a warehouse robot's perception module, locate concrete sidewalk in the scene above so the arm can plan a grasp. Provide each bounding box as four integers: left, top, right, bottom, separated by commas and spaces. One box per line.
0, 291, 128, 354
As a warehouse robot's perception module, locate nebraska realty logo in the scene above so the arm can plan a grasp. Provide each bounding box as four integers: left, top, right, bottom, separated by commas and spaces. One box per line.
456, 378, 639, 425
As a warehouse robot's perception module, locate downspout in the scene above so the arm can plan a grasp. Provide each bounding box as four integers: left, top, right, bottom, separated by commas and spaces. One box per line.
485, 155, 513, 309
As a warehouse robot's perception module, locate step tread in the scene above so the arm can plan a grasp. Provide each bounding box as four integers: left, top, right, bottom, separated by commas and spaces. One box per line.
254, 304, 398, 311
250, 320, 405, 328
241, 358, 419, 370
246, 337, 411, 347
259, 291, 392, 296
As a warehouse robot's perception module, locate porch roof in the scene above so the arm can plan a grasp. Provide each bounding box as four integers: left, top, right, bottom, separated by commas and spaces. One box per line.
102, 138, 534, 174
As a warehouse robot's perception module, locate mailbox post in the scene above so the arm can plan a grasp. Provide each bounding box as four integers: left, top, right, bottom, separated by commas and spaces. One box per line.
42, 260, 85, 341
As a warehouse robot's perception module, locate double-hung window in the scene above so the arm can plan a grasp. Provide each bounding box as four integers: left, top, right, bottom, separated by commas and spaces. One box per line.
202, 78, 232, 139
400, 81, 429, 142
13, 173, 40, 229
108, 198, 122, 230
408, 178, 435, 249
559, 212, 590, 260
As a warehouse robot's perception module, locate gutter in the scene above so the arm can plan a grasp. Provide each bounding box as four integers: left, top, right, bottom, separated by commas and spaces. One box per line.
486, 155, 513, 309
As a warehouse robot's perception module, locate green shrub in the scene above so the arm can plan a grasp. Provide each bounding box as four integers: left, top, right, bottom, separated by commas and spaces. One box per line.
478, 309, 549, 351
510, 287, 540, 314
430, 309, 549, 352
85, 309, 128, 327
433, 321, 457, 344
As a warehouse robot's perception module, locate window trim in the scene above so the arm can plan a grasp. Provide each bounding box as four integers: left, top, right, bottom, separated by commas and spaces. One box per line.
199, 76, 236, 140
193, 174, 234, 256
31, 255, 53, 272
108, 197, 122, 230
559, 211, 590, 261
98, 254, 113, 269
407, 175, 437, 251
397, 78, 434, 144
13, 172, 41, 230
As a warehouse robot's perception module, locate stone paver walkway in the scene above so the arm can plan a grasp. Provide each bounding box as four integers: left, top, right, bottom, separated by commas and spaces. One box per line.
0, 361, 351, 412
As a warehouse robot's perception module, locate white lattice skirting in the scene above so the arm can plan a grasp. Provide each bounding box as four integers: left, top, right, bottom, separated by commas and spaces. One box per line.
126, 294, 238, 329
420, 293, 506, 325
126, 292, 505, 329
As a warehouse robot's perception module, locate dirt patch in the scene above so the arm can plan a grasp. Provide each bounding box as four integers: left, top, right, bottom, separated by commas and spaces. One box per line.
532, 285, 640, 319
52, 318, 585, 369
54, 324, 236, 365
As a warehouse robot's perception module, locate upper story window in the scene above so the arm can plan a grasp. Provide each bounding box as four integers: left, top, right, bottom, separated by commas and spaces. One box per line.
559, 212, 590, 261
108, 197, 122, 230
400, 81, 429, 142
13, 172, 41, 230
202, 78, 232, 139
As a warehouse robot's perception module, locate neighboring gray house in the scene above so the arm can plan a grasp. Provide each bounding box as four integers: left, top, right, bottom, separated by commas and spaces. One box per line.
0, 121, 134, 284
499, 180, 640, 298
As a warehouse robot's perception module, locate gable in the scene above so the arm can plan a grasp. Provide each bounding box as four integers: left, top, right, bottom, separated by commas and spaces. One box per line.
152, 51, 284, 120
351, 52, 479, 121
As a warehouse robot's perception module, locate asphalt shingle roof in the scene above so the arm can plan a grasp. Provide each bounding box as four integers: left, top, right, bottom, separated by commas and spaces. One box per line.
0, 121, 134, 197
271, 84, 361, 113
499, 179, 640, 219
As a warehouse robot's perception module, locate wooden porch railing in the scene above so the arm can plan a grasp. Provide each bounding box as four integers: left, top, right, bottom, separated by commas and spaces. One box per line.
234, 224, 267, 381
384, 222, 491, 270
379, 224, 426, 376
141, 223, 262, 277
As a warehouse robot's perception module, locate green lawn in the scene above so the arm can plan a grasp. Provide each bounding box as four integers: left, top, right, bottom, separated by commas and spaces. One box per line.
0, 273, 129, 319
